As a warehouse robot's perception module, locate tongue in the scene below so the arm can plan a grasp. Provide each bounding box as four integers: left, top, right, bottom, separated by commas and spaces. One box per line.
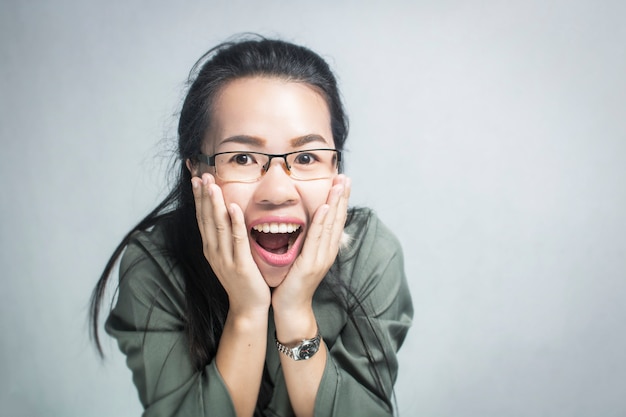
256, 233, 290, 254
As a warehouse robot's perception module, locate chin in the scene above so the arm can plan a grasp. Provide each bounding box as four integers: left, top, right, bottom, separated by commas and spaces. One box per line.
259, 265, 290, 288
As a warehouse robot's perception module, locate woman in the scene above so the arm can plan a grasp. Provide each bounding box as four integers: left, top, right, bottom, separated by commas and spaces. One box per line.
91, 36, 413, 417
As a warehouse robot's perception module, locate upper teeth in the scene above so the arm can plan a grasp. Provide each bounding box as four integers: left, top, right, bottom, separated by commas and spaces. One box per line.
252, 223, 301, 233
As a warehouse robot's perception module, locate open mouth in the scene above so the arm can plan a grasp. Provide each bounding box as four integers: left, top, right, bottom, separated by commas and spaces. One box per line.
251, 222, 302, 254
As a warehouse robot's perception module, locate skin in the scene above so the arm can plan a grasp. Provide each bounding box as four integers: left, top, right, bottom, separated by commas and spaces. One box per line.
187, 77, 351, 417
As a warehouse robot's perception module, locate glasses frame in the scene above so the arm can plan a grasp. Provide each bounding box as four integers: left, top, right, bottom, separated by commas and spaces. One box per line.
194, 148, 342, 182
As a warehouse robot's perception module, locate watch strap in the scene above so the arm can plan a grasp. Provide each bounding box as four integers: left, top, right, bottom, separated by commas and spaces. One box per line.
275, 327, 321, 361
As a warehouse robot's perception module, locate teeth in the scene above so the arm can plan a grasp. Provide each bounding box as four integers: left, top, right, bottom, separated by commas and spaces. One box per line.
252, 222, 301, 233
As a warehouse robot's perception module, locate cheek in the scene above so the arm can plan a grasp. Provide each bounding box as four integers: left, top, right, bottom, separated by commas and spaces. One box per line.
297, 180, 333, 217
219, 183, 253, 211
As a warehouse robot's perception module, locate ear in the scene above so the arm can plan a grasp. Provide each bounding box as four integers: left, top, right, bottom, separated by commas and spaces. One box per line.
185, 158, 198, 177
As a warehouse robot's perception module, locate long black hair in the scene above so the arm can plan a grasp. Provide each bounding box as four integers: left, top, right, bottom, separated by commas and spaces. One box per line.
90, 35, 396, 413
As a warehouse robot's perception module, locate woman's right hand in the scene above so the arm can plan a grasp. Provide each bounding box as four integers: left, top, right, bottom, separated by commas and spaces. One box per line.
191, 173, 271, 316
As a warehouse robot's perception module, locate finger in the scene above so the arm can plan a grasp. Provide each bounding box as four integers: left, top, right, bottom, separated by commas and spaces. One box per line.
291, 176, 348, 274
298, 203, 330, 261
196, 174, 220, 245
191, 175, 212, 244
206, 181, 233, 260
228, 203, 254, 266
330, 176, 351, 247
317, 178, 346, 255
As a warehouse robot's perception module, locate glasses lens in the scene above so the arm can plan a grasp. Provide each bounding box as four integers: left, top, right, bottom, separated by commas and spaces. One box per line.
213, 152, 267, 182
287, 149, 339, 180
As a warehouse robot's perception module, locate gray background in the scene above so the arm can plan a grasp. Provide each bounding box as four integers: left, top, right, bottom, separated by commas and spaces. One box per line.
1, 0, 625, 416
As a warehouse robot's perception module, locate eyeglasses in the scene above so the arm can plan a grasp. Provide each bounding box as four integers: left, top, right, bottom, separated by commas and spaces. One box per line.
194, 148, 342, 182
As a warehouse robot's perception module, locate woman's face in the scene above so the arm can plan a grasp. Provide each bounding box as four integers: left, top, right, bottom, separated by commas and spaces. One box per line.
203, 77, 336, 287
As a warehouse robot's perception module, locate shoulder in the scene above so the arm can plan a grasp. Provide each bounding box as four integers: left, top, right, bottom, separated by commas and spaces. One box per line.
120, 221, 171, 280
116, 219, 186, 314
321, 206, 411, 322
342, 207, 403, 263
331, 207, 405, 299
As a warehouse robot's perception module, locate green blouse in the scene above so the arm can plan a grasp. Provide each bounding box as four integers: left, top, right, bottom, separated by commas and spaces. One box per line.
106, 207, 413, 416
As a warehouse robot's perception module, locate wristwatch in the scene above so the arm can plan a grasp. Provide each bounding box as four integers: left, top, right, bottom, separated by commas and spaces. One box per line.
275, 328, 321, 361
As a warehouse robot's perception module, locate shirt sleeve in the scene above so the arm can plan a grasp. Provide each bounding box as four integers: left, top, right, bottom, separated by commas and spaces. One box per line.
105, 232, 237, 417
314, 212, 414, 417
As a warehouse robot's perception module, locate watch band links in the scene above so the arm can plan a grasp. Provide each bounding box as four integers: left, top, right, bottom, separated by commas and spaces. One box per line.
275, 327, 321, 361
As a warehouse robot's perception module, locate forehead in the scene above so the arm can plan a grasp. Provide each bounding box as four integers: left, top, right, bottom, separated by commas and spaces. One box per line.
206, 77, 334, 151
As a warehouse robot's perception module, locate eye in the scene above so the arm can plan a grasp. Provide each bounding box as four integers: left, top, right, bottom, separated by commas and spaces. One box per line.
229, 153, 256, 166
293, 152, 319, 165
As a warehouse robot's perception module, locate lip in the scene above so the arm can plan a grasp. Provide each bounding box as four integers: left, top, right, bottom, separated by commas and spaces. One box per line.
249, 216, 305, 267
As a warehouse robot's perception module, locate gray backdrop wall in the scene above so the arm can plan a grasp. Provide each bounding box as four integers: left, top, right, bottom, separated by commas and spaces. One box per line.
1, 1, 625, 416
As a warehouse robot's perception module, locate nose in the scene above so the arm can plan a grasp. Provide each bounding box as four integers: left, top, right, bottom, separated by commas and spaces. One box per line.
254, 158, 299, 205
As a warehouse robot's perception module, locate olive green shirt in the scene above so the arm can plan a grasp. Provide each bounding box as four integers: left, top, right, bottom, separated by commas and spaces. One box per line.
106, 207, 413, 416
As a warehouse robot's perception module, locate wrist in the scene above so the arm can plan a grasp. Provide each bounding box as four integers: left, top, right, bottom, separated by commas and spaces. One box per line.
272, 295, 313, 318
226, 308, 269, 332
228, 295, 271, 319
273, 306, 317, 345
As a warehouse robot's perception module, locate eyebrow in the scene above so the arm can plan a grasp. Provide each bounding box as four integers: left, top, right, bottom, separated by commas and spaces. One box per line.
218, 135, 266, 147
290, 134, 330, 147
218, 134, 330, 149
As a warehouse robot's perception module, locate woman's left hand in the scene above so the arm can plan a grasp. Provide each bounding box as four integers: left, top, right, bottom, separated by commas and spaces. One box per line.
271, 174, 351, 316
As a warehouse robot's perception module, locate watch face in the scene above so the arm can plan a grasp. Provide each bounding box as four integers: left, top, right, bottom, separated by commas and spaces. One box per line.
297, 341, 319, 360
